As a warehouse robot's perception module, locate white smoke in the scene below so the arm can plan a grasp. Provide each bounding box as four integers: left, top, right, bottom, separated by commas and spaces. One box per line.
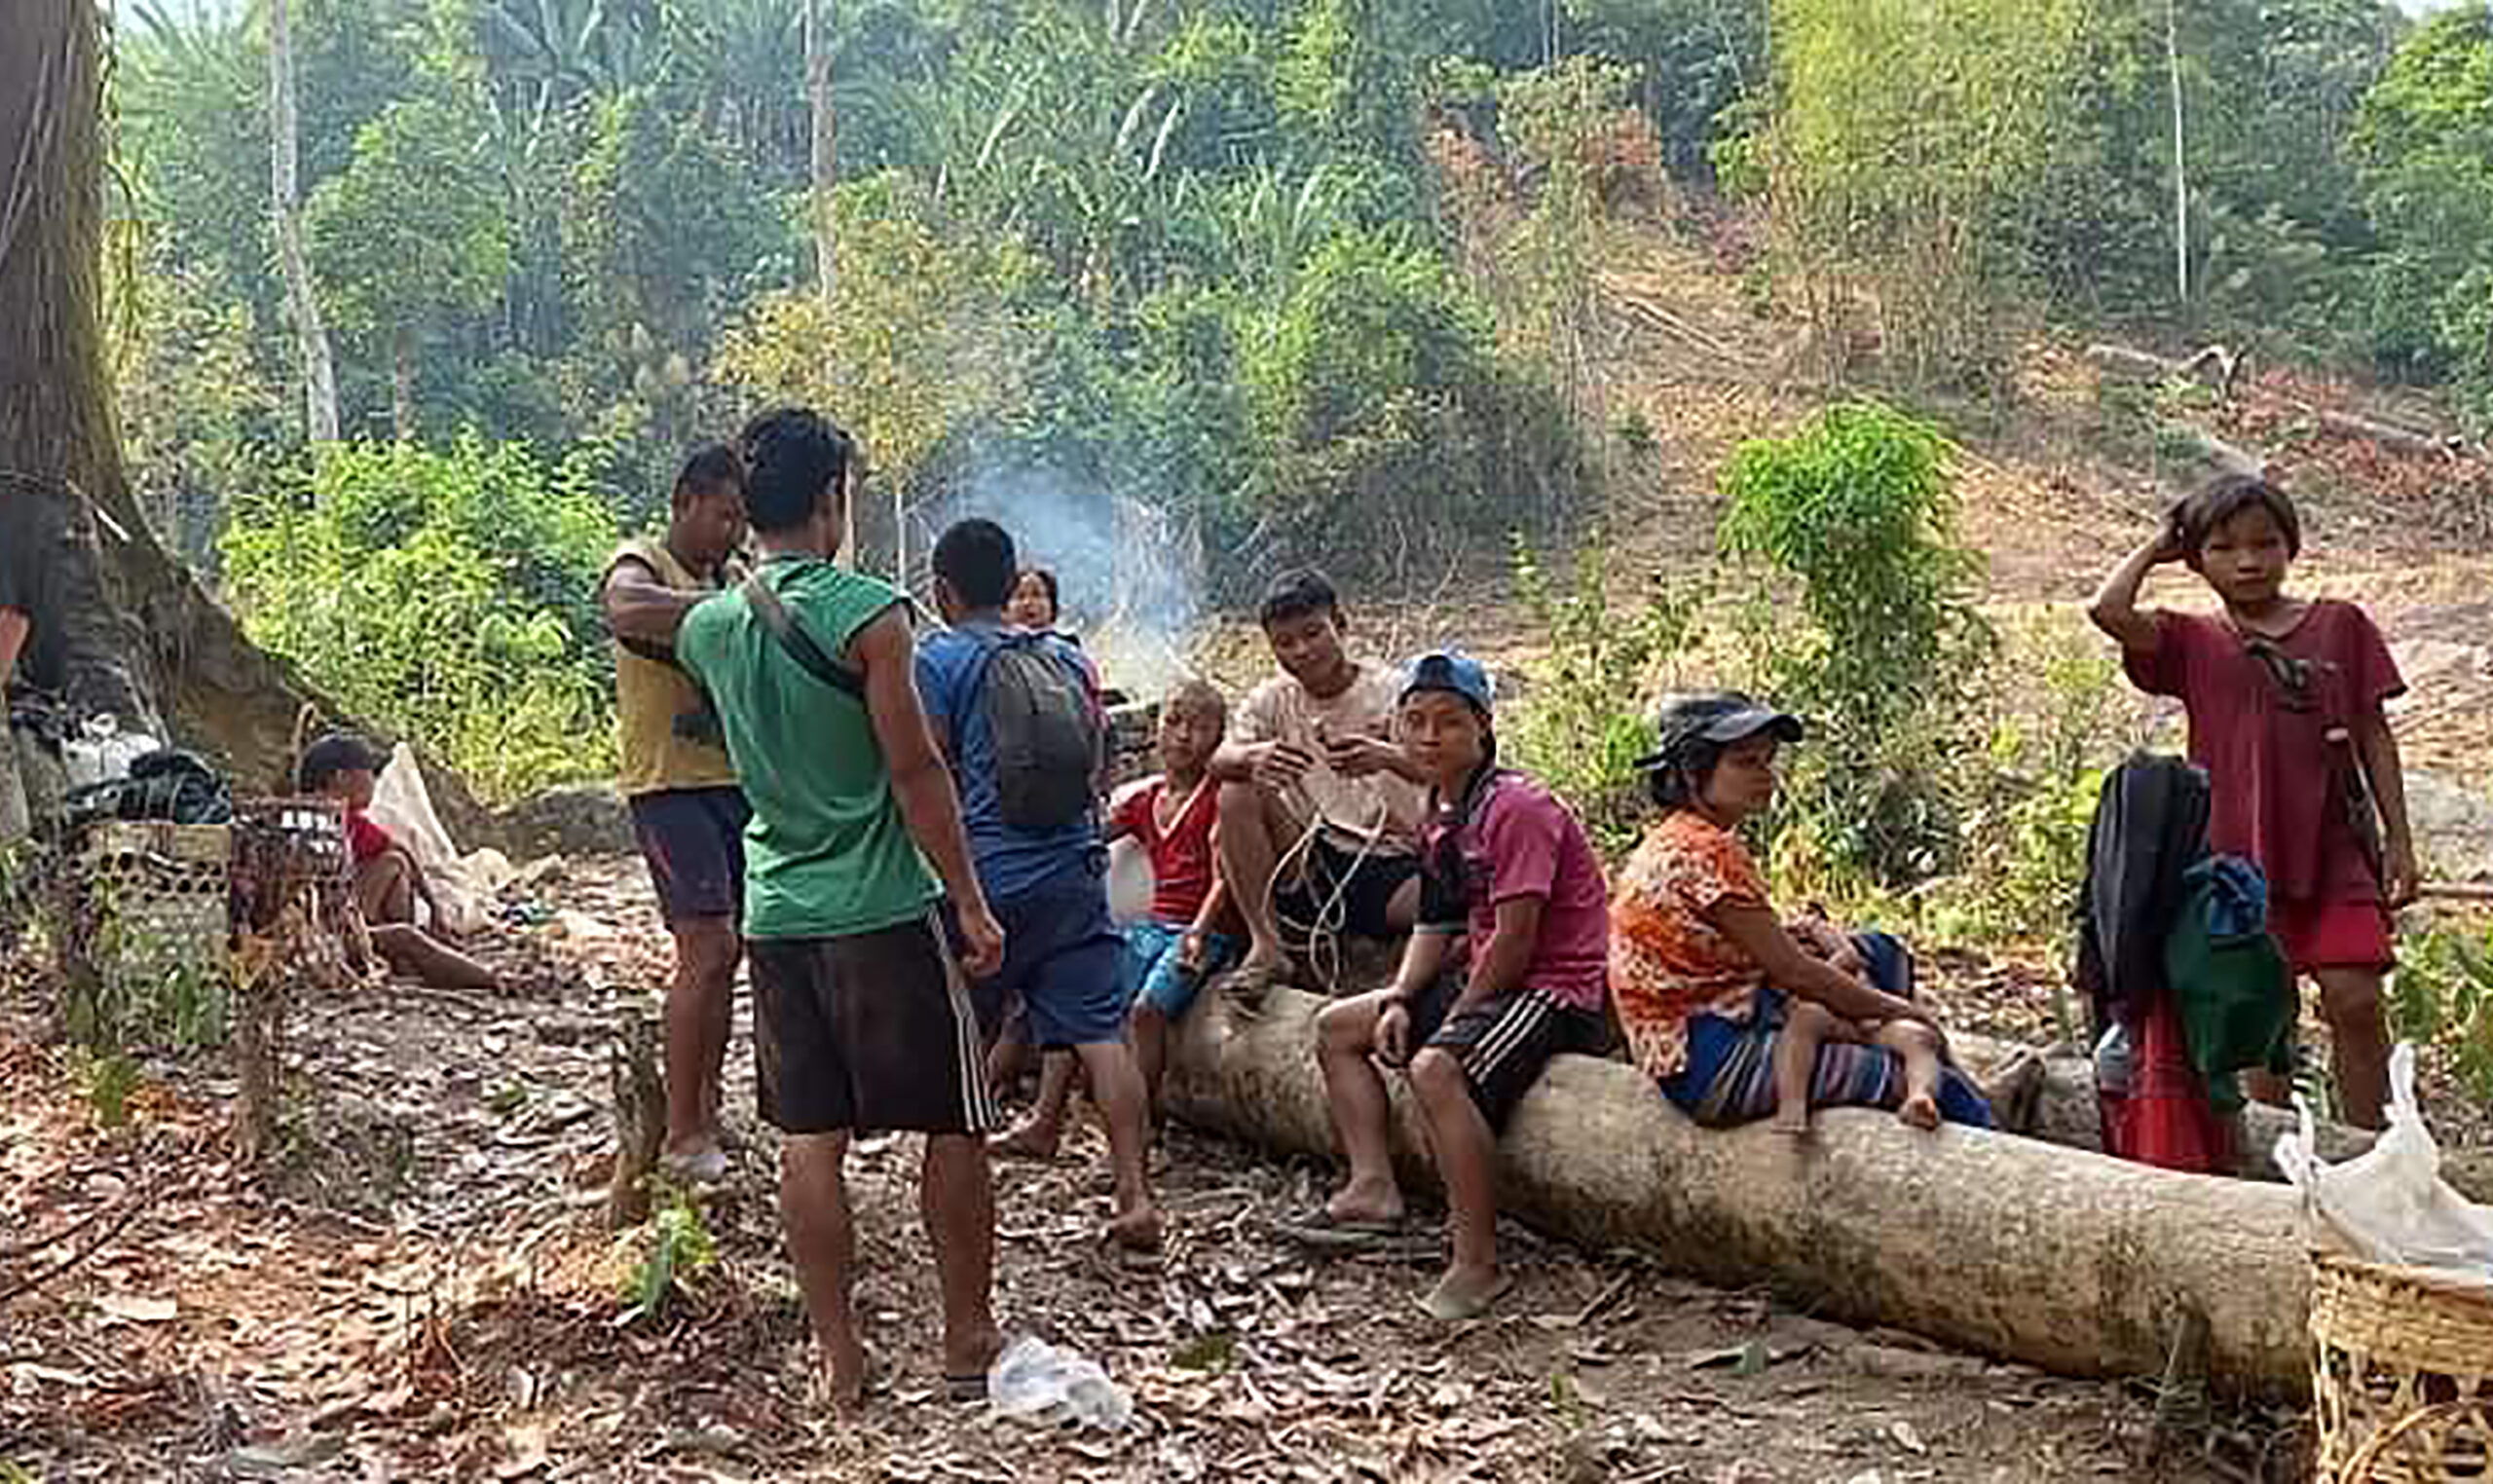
912, 460, 1204, 702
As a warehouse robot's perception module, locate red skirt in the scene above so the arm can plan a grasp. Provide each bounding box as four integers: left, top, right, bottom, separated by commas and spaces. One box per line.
2102, 992, 2232, 1175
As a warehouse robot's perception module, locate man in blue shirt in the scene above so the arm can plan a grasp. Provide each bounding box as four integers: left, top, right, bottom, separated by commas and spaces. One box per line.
917, 518, 1160, 1252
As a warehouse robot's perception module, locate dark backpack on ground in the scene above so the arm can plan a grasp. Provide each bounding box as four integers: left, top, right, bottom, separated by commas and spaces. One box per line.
978, 631, 1102, 833
63, 749, 233, 831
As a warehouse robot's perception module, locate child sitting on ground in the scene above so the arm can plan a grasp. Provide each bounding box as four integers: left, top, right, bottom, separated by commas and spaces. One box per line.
2087, 473, 2413, 1129
299, 733, 500, 992
995, 681, 1239, 1158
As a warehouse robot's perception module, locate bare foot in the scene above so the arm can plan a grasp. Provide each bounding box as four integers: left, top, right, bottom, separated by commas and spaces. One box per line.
988, 1121, 1062, 1163
1105, 1204, 1164, 1252
1323, 1180, 1404, 1228
824, 1337, 869, 1417
1420, 1265, 1513, 1323
1898, 1092, 1942, 1131
659, 1140, 728, 1187
1769, 1103, 1811, 1137
942, 1324, 1006, 1391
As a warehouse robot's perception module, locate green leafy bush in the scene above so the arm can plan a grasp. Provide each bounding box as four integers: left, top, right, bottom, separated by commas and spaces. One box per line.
1238, 228, 1589, 582
1505, 535, 1703, 855
221, 438, 620, 803
1718, 401, 1994, 890
2390, 923, 2493, 1106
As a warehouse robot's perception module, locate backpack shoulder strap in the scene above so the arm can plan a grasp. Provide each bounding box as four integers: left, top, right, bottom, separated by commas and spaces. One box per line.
741, 572, 865, 701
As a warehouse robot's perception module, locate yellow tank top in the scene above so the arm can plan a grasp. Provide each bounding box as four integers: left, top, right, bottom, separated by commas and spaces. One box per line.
609, 538, 740, 797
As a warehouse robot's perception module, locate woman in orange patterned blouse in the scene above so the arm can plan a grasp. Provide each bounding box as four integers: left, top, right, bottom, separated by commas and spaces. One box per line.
1609, 694, 1991, 1132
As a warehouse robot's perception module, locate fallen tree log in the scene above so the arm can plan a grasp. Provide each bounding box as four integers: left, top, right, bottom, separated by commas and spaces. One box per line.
1167, 985, 2313, 1395
1950, 1031, 2493, 1203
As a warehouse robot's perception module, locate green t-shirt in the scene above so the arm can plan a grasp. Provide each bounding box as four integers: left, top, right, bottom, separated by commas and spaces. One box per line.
676, 556, 939, 940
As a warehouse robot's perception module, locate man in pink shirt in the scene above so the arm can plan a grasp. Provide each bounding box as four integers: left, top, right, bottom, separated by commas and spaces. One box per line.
1304, 651, 1611, 1321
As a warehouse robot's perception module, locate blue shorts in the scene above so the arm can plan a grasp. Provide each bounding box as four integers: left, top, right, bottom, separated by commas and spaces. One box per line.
1123, 921, 1241, 1020
628, 787, 750, 924
973, 861, 1129, 1049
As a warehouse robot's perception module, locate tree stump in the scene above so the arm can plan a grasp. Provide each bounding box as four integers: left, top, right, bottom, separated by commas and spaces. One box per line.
607, 1004, 665, 1229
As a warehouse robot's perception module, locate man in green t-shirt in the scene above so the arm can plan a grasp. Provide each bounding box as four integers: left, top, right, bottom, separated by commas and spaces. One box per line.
677, 407, 1007, 1412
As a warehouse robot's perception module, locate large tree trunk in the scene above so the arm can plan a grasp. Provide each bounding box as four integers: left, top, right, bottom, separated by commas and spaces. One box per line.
269, 0, 341, 445
1949, 1030, 2493, 1202
1166, 985, 2314, 1395
0, 3, 501, 847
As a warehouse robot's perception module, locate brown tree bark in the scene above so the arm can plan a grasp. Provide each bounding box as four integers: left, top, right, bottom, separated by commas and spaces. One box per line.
0, 5, 500, 845
268, 0, 341, 444
1167, 984, 2314, 1395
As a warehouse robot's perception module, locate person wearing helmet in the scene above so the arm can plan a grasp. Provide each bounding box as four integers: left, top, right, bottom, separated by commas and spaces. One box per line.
1609, 693, 1990, 1133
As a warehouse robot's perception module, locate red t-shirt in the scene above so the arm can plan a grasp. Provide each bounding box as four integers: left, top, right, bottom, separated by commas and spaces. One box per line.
1419, 771, 1610, 1015
2125, 601, 2403, 903
1110, 777, 1219, 926
345, 807, 393, 866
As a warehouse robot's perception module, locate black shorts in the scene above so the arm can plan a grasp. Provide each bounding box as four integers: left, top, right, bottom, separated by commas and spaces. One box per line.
1274, 839, 1420, 943
1410, 975, 1608, 1131
750, 913, 1000, 1137
629, 787, 750, 924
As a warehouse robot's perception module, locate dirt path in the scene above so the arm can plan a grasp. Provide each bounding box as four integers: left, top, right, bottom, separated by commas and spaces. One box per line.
1, 857, 2297, 1482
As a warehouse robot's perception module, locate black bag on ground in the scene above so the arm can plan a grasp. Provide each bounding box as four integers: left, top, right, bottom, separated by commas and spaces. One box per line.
979, 633, 1102, 832
62, 749, 234, 831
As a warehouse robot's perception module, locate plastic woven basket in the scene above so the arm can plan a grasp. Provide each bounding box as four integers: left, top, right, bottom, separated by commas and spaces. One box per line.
2311, 1248, 2493, 1481
70, 820, 233, 988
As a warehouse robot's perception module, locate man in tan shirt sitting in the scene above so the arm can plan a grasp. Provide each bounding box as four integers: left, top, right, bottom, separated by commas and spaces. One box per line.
600, 445, 751, 1185
1211, 570, 1428, 994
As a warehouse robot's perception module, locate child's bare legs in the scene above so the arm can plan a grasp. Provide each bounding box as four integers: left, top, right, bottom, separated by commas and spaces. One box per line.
2316, 967, 2390, 1131
1770, 1000, 1838, 1135
992, 1050, 1077, 1160
1131, 1004, 1172, 1114
370, 922, 500, 991
1875, 1020, 1946, 1131
353, 850, 419, 925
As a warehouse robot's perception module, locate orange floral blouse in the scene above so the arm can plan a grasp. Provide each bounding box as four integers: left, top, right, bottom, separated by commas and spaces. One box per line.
1609, 810, 1773, 1081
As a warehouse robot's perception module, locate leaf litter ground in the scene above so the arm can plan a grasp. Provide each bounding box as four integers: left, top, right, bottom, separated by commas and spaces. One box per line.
4, 856, 2304, 1481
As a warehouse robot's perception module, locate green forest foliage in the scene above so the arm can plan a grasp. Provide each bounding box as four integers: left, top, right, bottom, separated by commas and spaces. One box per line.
106, 0, 2493, 799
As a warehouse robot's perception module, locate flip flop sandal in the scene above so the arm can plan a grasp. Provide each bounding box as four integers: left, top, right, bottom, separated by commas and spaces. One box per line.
1418, 1273, 1514, 1324
1275, 1208, 1411, 1251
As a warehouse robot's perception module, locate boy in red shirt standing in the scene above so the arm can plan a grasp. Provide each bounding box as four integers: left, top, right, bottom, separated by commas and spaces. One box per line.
994, 680, 1238, 1156
2089, 474, 2415, 1128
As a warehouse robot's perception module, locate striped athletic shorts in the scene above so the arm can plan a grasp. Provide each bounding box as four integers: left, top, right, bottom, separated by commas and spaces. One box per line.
1407, 976, 1608, 1131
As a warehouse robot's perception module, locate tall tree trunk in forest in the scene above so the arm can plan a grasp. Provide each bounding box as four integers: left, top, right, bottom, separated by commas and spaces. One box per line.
0, 1, 161, 731
391, 334, 417, 442
0, 5, 502, 842
2166, 0, 2190, 310
269, 0, 341, 444
806, 0, 858, 568
807, 0, 837, 310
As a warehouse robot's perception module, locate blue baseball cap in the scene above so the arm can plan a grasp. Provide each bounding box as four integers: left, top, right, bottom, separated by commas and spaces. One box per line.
1400, 650, 1495, 719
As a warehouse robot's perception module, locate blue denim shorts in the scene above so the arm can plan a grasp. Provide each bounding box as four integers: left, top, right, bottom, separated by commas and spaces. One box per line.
1122, 920, 1240, 1020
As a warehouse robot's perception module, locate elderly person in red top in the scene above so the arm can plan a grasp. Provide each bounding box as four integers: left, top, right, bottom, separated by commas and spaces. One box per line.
1304, 651, 1611, 1322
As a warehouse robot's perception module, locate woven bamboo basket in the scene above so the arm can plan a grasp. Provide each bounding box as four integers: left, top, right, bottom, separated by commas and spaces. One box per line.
2311, 1248, 2493, 1481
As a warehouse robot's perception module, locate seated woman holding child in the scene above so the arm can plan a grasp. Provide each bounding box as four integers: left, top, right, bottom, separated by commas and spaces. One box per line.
1608, 694, 1991, 1133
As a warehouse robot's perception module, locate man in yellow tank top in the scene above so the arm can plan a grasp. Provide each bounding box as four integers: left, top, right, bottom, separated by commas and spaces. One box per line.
600, 445, 751, 1185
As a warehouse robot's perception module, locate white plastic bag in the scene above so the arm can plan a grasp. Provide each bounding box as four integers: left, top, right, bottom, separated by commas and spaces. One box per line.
1104, 777, 1157, 927
364, 744, 515, 938
2276, 1043, 2493, 1280
986, 1336, 1134, 1432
